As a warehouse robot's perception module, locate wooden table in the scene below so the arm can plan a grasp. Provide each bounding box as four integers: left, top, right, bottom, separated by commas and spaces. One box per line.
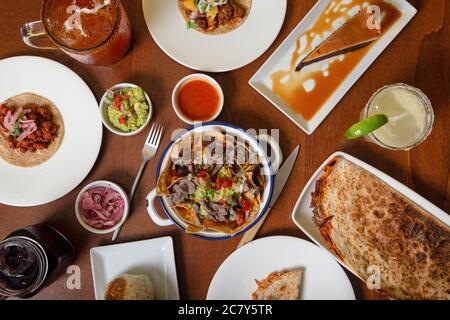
0, 0, 449, 300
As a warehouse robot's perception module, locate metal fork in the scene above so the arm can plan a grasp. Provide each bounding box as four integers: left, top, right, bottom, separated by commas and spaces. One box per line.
112, 123, 164, 241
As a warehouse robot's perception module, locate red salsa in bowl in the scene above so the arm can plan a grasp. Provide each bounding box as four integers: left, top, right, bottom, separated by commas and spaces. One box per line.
173, 74, 223, 124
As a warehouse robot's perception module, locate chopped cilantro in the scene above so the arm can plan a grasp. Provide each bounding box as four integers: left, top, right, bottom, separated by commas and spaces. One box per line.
9, 121, 20, 140
187, 20, 199, 29
206, 189, 216, 200
200, 3, 208, 13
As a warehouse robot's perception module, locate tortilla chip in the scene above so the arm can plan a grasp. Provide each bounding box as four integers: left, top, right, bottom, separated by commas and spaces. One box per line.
173, 206, 206, 231
203, 219, 237, 234
157, 163, 184, 196
0, 93, 64, 168
186, 225, 206, 234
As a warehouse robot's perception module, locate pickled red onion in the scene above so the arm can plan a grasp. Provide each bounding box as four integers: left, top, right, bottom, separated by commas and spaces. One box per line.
2, 107, 37, 141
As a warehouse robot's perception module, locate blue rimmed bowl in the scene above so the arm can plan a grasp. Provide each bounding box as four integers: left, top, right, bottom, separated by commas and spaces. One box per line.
146, 122, 282, 240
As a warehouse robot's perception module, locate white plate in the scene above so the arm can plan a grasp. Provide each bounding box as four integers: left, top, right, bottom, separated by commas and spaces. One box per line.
142, 0, 287, 72
0, 56, 102, 207
207, 236, 355, 300
291, 151, 450, 281
90, 237, 180, 300
249, 0, 417, 134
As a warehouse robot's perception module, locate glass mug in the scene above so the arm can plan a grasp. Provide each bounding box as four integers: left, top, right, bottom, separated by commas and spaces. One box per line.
21, 0, 132, 66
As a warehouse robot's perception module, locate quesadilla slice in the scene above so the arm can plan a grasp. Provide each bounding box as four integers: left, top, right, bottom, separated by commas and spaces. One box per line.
311, 158, 450, 300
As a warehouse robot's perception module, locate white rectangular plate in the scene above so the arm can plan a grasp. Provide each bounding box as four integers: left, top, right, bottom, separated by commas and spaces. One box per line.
249, 0, 417, 134
291, 151, 450, 281
90, 237, 180, 300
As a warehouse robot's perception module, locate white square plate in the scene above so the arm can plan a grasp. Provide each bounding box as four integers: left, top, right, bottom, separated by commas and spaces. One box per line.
90, 237, 180, 300
291, 151, 450, 280
249, 0, 417, 134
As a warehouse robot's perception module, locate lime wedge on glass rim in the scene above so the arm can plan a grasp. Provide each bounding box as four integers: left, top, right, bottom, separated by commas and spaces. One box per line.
345, 114, 389, 140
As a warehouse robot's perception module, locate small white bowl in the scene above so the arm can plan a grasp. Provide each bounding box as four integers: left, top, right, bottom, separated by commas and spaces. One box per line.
99, 83, 153, 136
172, 74, 224, 125
75, 180, 129, 235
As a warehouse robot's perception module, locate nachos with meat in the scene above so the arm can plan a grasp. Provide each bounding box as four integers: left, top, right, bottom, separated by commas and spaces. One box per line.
157, 129, 265, 235
178, 0, 251, 35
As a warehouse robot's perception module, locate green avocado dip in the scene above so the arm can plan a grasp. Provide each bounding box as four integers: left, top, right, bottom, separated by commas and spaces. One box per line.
106, 87, 149, 132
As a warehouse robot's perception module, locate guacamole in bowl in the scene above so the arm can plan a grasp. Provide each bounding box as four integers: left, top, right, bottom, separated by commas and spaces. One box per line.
105, 87, 150, 133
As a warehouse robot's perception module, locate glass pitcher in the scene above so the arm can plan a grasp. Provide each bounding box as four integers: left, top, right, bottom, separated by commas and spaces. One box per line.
21, 0, 132, 66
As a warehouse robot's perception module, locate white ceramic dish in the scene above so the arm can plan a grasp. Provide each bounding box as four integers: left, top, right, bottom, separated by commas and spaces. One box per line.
291, 151, 450, 281
0, 56, 103, 207
90, 237, 180, 300
207, 236, 355, 300
99, 83, 153, 137
172, 74, 224, 125
75, 180, 129, 235
146, 122, 282, 240
249, 0, 417, 134
142, 0, 287, 72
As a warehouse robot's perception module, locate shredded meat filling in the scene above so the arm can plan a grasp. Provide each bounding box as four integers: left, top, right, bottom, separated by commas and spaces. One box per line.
0, 104, 59, 153
192, 0, 247, 31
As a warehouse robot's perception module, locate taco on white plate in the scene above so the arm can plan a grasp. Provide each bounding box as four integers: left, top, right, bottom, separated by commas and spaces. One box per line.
0, 93, 64, 168
178, 0, 252, 35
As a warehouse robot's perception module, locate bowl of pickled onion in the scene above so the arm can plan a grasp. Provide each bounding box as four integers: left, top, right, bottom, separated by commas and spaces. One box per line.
75, 181, 129, 234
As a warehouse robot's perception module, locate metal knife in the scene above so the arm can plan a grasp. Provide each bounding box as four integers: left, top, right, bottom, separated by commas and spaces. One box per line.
237, 145, 301, 249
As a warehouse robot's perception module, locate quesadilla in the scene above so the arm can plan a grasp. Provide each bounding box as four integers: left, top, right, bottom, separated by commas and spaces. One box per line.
252, 269, 304, 300
0, 93, 64, 167
311, 158, 450, 300
178, 0, 251, 35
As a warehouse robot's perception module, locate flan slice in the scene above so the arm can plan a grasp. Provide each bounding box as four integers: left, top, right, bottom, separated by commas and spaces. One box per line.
296, 9, 381, 71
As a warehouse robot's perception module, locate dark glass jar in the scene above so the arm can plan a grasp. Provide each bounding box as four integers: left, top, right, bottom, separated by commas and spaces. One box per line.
0, 224, 74, 299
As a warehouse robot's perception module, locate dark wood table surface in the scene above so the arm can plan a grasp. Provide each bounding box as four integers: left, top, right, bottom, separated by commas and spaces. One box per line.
0, 0, 449, 300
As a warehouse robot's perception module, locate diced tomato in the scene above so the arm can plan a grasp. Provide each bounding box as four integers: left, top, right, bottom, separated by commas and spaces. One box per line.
240, 199, 250, 212
114, 95, 121, 111
197, 169, 208, 178
236, 211, 245, 226
118, 116, 127, 124
222, 179, 232, 188
215, 177, 232, 190
215, 177, 223, 190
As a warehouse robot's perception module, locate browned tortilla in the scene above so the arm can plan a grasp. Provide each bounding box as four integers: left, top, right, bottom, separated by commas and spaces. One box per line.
178, 0, 252, 35
0, 93, 64, 167
311, 158, 450, 300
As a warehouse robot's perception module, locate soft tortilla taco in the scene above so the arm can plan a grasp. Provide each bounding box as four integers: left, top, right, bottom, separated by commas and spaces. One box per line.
178, 0, 252, 35
157, 129, 265, 235
0, 93, 64, 167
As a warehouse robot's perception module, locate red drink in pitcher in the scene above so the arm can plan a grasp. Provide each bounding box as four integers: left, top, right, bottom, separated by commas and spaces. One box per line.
22, 0, 132, 66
